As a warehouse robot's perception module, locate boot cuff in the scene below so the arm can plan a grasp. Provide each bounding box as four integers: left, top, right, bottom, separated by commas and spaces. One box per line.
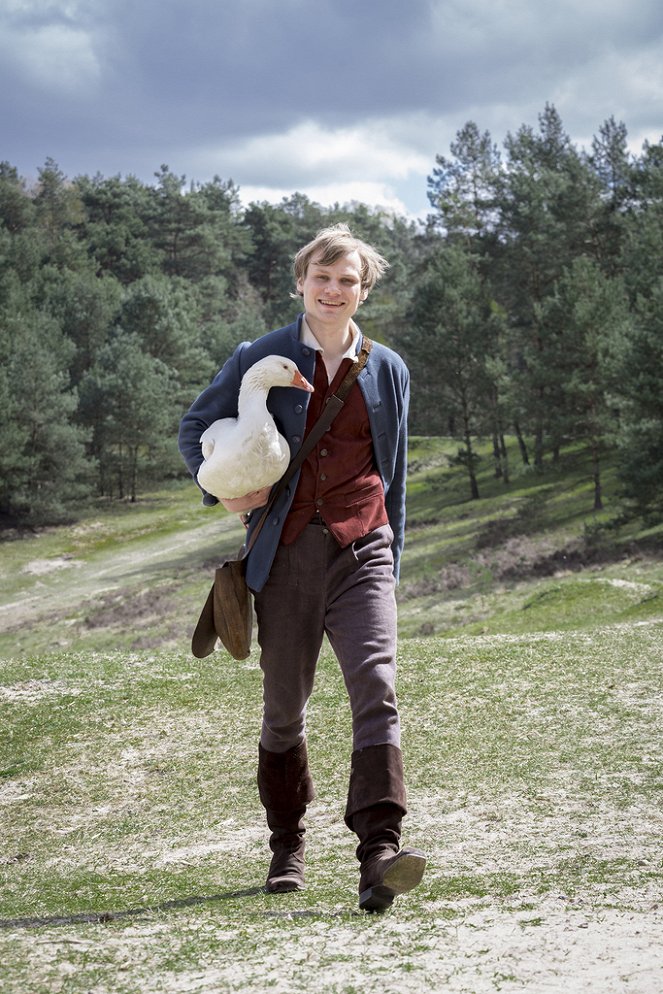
344, 743, 407, 830
258, 741, 315, 809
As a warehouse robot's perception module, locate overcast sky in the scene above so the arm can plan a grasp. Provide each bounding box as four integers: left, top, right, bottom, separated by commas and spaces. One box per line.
2, 0, 662, 218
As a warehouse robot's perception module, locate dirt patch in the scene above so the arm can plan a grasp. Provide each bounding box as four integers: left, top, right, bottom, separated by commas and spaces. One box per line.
21, 556, 81, 576
401, 535, 662, 600
83, 586, 179, 630
0, 680, 82, 703
498, 538, 626, 580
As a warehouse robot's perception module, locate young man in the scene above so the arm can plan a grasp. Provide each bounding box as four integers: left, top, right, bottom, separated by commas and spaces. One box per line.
179, 223, 426, 912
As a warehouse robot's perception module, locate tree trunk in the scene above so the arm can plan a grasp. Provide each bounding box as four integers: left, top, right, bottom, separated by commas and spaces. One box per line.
592, 438, 603, 511
492, 430, 503, 479
117, 442, 125, 499
130, 447, 138, 503
462, 402, 480, 500
466, 439, 480, 500
499, 431, 510, 484
514, 422, 529, 465
534, 418, 544, 472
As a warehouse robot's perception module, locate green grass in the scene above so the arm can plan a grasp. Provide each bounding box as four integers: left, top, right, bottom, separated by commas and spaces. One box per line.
1, 625, 662, 992
2, 437, 662, 657
399, 437, 663, 638
1, 438, 662, 992
0, 479, 248, 658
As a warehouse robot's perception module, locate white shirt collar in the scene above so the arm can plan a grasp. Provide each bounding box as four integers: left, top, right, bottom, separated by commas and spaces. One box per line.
300, 316, 360, 363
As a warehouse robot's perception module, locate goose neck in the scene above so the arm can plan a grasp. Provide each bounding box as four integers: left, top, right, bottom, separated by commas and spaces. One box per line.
237, 374, 269, 418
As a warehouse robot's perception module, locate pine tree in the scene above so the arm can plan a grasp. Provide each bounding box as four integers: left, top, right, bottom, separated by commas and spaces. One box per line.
610, 138, 663, 516
403, 245, 497, 499
0, 313, 92, 524
498, 105, 603, 469
543, 258, 628, 509
427, 121, 501, 245
79, 332, 178, 501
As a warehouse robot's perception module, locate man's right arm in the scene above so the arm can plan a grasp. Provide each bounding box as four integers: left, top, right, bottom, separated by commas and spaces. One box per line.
177, 344, 247, 504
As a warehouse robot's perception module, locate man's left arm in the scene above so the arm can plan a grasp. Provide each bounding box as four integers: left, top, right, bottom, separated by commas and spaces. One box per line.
385, 363, 410, 583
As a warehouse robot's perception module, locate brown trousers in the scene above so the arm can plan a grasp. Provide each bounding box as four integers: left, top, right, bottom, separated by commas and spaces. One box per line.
253, 521, 401, 754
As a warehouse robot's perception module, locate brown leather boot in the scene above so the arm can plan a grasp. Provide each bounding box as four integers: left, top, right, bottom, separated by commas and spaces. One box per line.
257, 741, 314, 892
345, 744, 426, 912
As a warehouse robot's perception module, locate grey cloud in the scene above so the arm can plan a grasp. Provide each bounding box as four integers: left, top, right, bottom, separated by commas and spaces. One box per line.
1, 0, 662, 208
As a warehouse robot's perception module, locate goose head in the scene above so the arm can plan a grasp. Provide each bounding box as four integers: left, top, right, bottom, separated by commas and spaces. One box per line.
241, 355, 314, 396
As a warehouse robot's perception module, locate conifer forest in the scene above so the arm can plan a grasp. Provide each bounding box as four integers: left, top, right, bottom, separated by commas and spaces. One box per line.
1, 105, 661, 526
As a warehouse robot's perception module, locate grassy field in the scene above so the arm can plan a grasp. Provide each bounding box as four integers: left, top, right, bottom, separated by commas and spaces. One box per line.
1, 439, 662, 992
1, 437, 662, 658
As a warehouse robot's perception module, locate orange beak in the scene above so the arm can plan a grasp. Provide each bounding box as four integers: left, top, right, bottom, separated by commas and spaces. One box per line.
291, 369, 315, 393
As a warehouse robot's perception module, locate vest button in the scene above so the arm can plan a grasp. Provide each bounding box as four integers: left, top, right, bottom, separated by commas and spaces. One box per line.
320, 448, 328, 457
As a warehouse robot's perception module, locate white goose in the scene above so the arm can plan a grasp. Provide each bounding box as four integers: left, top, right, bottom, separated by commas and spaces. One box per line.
197, 355, 314, 511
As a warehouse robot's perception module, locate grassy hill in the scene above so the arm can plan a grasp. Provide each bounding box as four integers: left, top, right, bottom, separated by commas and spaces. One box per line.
0, 437, 661, 658
400, 437, 663, 638
1, 439, 662, 993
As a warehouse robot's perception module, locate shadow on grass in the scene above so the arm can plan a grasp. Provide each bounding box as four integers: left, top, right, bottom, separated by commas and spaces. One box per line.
0, 888, 362, 931
0, 887, 265, 931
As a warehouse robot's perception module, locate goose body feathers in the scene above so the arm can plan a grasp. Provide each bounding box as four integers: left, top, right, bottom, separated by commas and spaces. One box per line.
197, 355, 313, 502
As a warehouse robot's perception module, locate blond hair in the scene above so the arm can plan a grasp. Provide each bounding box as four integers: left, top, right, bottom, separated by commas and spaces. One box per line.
293, 223, 389, 298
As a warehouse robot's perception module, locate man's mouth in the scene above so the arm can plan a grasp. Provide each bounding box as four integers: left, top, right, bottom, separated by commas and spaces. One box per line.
319, 299, 342, 306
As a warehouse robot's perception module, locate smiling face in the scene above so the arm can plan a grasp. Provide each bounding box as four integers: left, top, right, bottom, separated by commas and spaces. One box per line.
296, 250, 367, 337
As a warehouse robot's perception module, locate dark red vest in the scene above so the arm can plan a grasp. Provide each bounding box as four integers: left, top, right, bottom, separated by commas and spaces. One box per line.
280, 352, 388, 547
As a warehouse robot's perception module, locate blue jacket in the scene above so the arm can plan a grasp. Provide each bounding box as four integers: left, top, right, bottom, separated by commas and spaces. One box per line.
178, 316, 410, 591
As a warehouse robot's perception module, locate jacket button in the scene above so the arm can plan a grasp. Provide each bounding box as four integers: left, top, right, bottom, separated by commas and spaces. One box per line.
292, 434, 301, 443
302, 347, 311, 357
294, 404, 303, 414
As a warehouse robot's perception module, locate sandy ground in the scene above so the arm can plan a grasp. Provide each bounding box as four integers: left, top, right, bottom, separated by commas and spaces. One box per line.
2, 531, 661, 991
0, 520, 222, 631
7, 898, 662, 994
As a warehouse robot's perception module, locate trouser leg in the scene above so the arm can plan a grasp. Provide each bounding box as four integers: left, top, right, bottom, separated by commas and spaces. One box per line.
324, 524, 401, 751
254, 523, 399, 753
253, 532, 326, 753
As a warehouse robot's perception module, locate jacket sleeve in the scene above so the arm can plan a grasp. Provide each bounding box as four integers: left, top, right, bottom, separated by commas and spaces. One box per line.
178, 344, 247, 505
385, 364, 410, 584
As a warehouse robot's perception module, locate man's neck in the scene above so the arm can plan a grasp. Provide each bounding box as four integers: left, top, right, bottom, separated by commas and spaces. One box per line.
304, 316, 354, 358
302, 315, 359, 384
